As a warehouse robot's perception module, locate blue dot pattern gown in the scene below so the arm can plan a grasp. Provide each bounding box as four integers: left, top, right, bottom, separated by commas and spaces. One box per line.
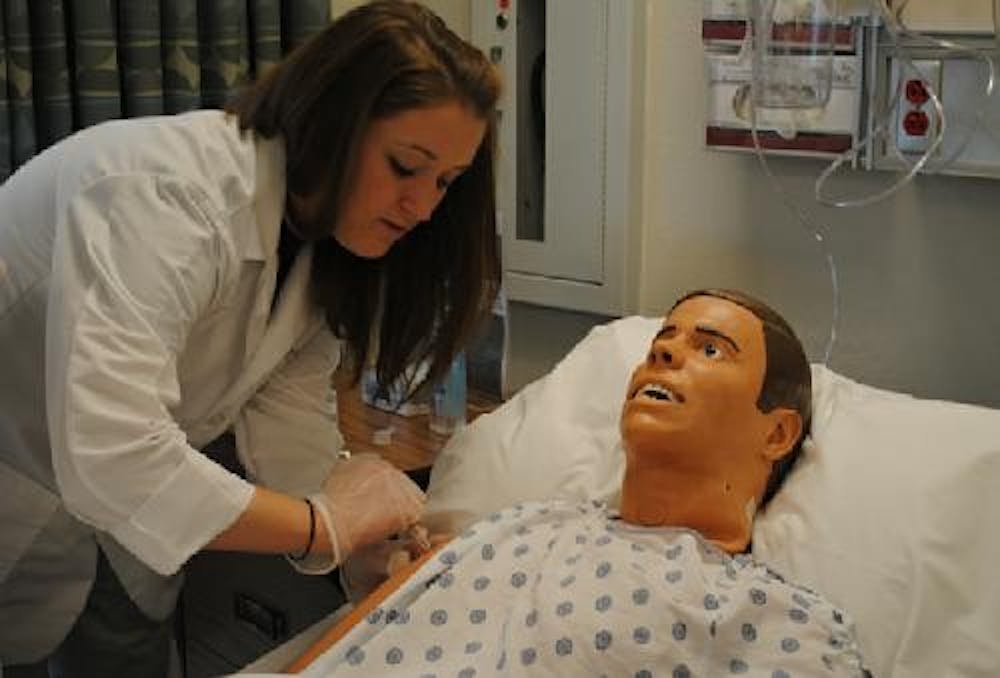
302, 501, 868, 677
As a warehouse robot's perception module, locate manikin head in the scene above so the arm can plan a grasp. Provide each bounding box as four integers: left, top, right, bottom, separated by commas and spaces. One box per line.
619, 289, 811, 553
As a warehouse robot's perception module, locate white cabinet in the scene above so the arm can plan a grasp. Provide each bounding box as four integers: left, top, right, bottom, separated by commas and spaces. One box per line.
470, 0, 644, 316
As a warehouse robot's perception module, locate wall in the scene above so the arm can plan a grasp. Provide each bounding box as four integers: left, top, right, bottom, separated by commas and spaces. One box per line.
889, 0, 996, 32
330, 0, 469, 35
638, 1, 1000, 407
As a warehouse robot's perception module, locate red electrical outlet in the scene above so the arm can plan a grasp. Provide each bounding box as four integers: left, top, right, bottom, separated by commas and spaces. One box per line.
895, 59, 941, 154
903, 110, 929, 136
905, 79, 930, 105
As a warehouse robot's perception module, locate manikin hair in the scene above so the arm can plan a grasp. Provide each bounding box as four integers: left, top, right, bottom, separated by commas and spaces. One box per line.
671, 289, 812, 508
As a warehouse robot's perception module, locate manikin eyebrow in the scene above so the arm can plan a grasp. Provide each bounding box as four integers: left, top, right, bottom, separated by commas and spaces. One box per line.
695, 325, 741, 353
657, 323, 741, 353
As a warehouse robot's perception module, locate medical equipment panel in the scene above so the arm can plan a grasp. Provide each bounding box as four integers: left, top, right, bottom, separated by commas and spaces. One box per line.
702, 3, 867, 158
703, 0, 1000, 181
869, 33, 1000, 179
705, 49, 865, 155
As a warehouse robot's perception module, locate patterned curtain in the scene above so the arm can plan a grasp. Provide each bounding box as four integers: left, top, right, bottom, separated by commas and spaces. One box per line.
0, 0, 330, 181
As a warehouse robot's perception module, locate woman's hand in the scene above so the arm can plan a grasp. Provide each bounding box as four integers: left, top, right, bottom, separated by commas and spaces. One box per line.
310, 453, 425, 564
341, 525, 452, 601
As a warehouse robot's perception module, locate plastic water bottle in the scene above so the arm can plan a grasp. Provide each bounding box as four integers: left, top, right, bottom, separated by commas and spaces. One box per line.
429, 352, 467, 436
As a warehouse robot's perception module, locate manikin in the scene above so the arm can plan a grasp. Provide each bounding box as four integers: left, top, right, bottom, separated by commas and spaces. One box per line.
283, 289, 869, 677
618, 290, 805, 553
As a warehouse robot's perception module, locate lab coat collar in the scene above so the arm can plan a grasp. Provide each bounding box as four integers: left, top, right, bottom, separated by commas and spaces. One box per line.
248, 134, 286, 263
248, 131, 326, 356
210, 133, 325, 420
259, 244, 322, 359
212, 245, 324, 429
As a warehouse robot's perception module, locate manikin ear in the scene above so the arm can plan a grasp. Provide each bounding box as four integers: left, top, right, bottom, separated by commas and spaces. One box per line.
761, 408, 803, 462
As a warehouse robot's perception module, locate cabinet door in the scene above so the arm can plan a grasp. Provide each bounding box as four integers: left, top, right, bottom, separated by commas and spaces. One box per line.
507, 0, 606, 284
472, 0, 641, 316
182, 434, 346, 675
180, 552, 345, 677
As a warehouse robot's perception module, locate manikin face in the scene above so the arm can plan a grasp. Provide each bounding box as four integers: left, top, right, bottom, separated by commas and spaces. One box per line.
325, 101, 486, 259
621, 295, 783, 493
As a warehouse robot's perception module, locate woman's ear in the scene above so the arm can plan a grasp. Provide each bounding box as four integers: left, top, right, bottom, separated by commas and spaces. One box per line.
762, 408, 803, 461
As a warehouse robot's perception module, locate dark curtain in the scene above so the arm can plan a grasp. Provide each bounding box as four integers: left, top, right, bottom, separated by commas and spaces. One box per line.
0, 0, 330, 181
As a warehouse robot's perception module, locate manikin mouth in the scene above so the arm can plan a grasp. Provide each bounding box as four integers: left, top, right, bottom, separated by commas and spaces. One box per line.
632, 382, 685, 404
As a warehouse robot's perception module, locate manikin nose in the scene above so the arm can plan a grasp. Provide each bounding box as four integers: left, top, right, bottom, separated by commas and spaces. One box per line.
649, 340, 682, 368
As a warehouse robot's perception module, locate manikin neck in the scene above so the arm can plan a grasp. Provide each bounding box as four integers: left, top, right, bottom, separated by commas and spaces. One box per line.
618, 452, 762, 554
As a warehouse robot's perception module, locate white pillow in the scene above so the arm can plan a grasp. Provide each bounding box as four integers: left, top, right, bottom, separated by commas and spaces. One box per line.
425, 316, 659, 528
425, 315, 1000, 678
754, 365, 1000, 677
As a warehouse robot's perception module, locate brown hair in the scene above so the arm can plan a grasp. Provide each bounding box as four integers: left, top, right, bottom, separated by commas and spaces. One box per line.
226, 0, 502, 394
672, 288, 812, 508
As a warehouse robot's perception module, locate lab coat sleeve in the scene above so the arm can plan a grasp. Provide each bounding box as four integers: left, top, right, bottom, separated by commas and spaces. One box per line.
46, 174, 255, 576
233, 323, 345, 498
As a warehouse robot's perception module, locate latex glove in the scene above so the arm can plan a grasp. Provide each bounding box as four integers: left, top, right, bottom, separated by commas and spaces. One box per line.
292, 454, 424, 575
339, 537, 407, 603
339, 525, 450, 602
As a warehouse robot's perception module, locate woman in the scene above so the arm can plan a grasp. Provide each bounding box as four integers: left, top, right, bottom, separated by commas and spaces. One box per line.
0, 1, 501, 675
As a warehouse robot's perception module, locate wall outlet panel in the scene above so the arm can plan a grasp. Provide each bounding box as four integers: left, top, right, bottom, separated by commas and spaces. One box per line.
894, 59, 942, 154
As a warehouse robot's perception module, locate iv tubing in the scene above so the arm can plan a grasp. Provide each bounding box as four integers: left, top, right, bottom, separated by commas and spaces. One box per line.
748, 109, 841, 365
747, 0, 841, 364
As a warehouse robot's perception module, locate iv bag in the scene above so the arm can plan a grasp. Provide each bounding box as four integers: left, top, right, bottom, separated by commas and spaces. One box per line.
750, 0, 840, 110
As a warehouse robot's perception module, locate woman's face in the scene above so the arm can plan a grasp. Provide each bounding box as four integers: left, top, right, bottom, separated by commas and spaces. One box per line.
318, 101, 486, 259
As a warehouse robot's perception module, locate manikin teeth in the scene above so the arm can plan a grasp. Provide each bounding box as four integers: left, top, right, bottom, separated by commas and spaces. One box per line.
640, 383, 677, 402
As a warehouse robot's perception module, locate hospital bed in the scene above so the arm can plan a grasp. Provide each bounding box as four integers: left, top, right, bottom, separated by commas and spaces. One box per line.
244, 315, 1000, 677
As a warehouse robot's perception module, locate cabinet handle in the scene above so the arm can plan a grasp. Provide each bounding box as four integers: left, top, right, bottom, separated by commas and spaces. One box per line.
234, 592, 288, 641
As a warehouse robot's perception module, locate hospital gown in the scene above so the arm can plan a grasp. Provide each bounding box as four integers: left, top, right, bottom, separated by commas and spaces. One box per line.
302, 501, 868, 677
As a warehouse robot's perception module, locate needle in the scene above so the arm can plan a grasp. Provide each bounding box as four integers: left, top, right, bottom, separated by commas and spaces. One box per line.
407, 523, 431, 552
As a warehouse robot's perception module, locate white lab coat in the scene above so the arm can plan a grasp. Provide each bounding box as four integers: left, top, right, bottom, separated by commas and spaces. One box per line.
0, 110, 344, 662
